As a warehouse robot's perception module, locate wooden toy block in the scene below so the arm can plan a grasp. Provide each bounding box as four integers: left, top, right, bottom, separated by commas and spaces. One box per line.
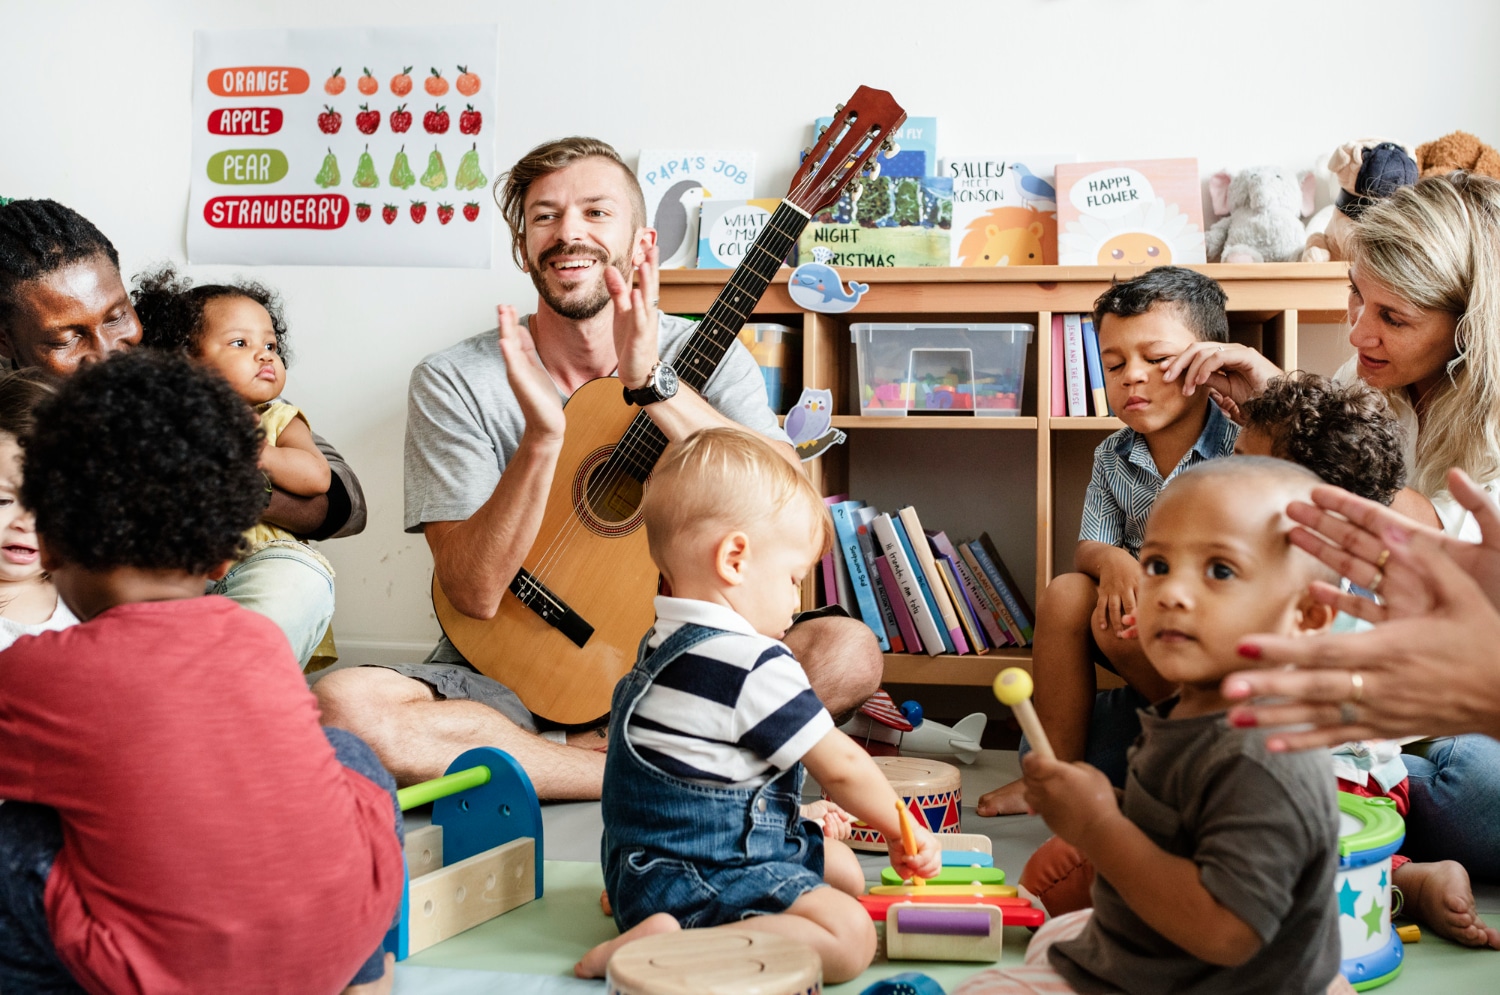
607, 928, 821, 995
406, 837, 535, 955
403, 824, 443, 878
884, 901, 1004, 962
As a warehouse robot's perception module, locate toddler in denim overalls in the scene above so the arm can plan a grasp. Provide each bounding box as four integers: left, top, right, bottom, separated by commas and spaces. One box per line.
575, 428, 942, 984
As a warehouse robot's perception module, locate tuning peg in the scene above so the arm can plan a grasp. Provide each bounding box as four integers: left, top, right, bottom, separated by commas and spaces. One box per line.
817, 125, 828, 138
866, 161, 882, 181
883, 142, 901, 160
801, 146, 812, 159
850, 183, 864, 202
835, 102, 845, 113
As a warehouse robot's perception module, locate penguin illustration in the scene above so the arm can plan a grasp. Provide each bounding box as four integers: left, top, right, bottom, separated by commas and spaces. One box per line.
654, 179, 711, 268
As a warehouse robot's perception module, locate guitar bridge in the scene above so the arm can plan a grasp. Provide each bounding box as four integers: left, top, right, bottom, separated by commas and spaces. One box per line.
509, 569, 594, 649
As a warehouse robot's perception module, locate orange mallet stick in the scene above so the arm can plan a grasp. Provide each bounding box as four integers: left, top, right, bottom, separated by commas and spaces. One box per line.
895, 800, 925, 887
994, 667, 1055, 761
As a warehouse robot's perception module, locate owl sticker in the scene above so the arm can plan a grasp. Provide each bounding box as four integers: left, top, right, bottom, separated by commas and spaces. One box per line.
785, 387, 847, 462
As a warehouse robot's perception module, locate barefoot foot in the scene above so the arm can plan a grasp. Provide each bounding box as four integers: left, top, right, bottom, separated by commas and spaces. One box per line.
976, 777, 1029, 817
1395, 860, 1500, 950
574, 912, 680, 978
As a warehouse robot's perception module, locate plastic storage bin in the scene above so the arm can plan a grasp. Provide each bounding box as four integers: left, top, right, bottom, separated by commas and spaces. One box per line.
852, 322, 1033, 417
737, 322, 800, 414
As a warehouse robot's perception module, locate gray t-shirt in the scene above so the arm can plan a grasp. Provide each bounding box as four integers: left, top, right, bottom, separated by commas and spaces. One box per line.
404, 313, 792, 665
1050, 700, 1340, 995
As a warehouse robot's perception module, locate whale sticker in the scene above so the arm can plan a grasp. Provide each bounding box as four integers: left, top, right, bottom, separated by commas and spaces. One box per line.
787, 246, 869, 314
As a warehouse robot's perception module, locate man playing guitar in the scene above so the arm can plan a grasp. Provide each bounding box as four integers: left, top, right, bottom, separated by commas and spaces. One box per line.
314, 137, 882, 799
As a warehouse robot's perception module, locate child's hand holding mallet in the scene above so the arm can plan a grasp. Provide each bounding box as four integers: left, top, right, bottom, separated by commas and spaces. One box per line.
994, 667, 1055, 761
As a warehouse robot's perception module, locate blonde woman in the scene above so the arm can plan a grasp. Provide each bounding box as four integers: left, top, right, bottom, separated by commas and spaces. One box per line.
1164, 173, 1500, 948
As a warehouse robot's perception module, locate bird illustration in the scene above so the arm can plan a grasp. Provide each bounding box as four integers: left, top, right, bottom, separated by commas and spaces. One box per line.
654, 179, 711, 269
785, 389, 832, 445
1012, 163, 1056, 208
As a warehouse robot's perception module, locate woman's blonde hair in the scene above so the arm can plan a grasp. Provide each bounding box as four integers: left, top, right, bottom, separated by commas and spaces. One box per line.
1347, 172, 1500, 495
641, 427, 831, 574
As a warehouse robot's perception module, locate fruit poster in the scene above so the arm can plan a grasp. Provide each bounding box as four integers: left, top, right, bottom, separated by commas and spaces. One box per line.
188, 25, 497, 268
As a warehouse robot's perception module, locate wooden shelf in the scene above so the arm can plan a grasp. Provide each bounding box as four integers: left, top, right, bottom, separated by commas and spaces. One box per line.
1051, 417, 1123, 431
882, 650, 1031, 687
831, 416, 1037, 430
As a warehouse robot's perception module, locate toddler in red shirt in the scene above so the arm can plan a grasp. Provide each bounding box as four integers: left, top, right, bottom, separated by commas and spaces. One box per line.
0, 351, 405, 994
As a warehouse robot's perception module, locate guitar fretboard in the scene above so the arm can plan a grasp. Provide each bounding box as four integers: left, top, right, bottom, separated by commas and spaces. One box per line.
609, 200, 810, 483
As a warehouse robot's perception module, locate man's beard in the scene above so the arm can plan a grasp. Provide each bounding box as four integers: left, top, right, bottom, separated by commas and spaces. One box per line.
528, 242, 630, 321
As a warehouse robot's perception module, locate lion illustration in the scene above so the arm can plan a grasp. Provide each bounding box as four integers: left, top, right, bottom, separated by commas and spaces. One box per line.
956, 206, 1058, 266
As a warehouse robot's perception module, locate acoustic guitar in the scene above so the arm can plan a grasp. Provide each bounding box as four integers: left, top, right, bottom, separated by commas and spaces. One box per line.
433, 87, 908, 723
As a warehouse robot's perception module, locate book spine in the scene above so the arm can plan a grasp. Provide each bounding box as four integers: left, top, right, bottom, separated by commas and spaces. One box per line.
831, 502, 889, 651
1050, 313, 1066, 418
820, 552, 837, 608
892, 513, 958, 654
1081, 314, 1109, 417
950, 549, 1010, 647
972, 537, 1034, 643
938, 557, 989, 654
830, 513, 853, 610
980, 531, 1036, 628
872, 548, 920, 652
960, 543, 1024, 645
898, 507, 966, 654
1063, 313, 1087, 417
874, 514, 945, 656
858, 524, 905, 652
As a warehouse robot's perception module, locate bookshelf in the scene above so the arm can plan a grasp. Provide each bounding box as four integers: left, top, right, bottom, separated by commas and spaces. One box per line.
659, 262, 1352, 688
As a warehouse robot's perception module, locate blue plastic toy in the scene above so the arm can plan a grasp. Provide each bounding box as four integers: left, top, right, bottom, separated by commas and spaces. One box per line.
860, 971, 947, 995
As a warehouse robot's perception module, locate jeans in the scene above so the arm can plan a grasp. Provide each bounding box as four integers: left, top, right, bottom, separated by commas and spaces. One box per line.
0, 727, 401, 990
1400, 734, 1500, 882
212, 540, 335, 667
1020, 686, 1150, 789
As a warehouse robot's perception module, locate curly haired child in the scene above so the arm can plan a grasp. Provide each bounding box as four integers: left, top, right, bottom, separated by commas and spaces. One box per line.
132, 265, 335, 668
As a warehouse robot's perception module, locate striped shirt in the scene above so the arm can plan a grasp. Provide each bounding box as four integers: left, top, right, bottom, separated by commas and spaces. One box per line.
1079, 402, 1238, 558
626, 597, 834, 787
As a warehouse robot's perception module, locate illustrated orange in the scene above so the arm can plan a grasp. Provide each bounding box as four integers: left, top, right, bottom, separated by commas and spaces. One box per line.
391, 66, 413, 96
425, 67, 449, 96
455, 65, 480, 96
323, 67, 345, 95
357, 67, 378, 95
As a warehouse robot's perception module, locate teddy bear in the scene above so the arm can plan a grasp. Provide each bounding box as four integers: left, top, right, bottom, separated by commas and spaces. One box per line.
1415, 130, 1500, 179
1206, 166, 1316, 264
1302, 140, 1417, 262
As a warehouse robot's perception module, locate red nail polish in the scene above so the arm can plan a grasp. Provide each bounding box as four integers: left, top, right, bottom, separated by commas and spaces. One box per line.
1230, 710, 1256, 728
1237, 643, 1262, 660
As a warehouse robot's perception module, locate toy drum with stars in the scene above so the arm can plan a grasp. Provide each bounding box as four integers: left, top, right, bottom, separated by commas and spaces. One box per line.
826, 755, 962, 852
1336, 793, 1406, 989
605, 929, 821, 995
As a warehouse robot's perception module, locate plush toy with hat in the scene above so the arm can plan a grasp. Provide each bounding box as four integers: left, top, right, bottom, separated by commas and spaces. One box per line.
1205, 166, 1316, 264
1415, 130, 1500, 179
1303, 140, 1418, 262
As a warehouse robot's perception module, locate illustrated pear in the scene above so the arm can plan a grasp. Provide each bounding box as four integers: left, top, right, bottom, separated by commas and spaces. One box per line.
352, 144, 379, 188
455, 143, 488, 191
315, 148, 340, 188
389, 145, 415, 189
420, 146, 448, 190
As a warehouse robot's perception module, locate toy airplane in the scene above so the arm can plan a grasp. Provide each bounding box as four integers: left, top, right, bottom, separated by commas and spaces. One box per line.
840, 691, 986, 764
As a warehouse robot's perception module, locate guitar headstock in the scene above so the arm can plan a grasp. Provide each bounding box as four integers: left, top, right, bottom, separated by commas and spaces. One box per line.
786, 86, 907, 216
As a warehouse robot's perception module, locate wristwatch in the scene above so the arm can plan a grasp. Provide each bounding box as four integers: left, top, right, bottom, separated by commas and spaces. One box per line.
622, 361, 679, 406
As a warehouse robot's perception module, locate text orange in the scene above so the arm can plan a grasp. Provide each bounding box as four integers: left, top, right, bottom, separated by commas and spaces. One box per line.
208, 67, 310, 97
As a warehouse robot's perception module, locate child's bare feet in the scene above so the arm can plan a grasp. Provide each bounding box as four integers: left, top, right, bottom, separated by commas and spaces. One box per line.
574, 912, 680, 978
341, 952, 394, 995
976, 777, 1029, 816
801, 799, 854, 840
1395, 860, 1500, 949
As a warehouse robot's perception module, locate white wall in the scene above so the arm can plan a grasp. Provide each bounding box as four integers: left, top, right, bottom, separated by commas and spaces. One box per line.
3, 0, 1497, 656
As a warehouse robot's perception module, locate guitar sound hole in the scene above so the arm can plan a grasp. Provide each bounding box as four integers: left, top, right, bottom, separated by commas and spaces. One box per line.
585, 460, 643, 524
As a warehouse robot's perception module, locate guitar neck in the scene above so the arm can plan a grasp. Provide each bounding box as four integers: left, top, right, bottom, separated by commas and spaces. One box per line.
613, 200, 811, 481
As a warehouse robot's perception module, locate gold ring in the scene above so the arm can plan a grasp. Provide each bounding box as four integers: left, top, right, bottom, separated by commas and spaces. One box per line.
1368, 569, 1384, 594
1350, 672, 1364, 705
1340, 702, 1359, 725
1376, 548, 1391, 569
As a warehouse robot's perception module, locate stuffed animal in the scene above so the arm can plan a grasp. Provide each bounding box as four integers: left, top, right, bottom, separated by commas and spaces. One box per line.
1303, 140, 1417, 262
1415, 130, 1500, 180
1205, 166, 1315, 263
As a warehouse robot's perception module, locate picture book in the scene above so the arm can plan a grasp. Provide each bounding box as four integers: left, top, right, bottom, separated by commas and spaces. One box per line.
944, 156, 1068, 267
960, 543, 1024, 646
636, 150, 755, 269
1062, 313, 1088, 417
855, 511, 907, 653
976, 533, 1036, 642
820, 493, 849, 609
1082, 315, 1109, 416
831, 500, 889, 651
871, 539, 919, 653
890, 514, 955, 654
898, 506, 966, 654
937, 558, 988, 654
930, 531, 1009, 648
697, 197, 785, 270
872, 513, 944, 656
1050, 314, 1066, 417
815, 115, 938, 179
1055, 158, 1206, 266
799, 175, 953, 268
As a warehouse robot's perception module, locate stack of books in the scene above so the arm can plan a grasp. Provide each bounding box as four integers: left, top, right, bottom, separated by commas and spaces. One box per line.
821, 498, 1034, 655
1050, 313, 1111, 418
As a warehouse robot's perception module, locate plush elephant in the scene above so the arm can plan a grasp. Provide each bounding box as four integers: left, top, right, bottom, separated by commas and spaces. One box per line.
1205, 166, 1316, 264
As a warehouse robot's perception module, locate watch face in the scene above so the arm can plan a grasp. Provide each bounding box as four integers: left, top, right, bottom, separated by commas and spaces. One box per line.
656, 364, 679, 394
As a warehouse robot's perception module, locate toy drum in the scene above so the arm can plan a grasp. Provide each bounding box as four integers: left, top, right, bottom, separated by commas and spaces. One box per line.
1336, 793, 1405, 989
828, 756, 962, 852
606, 929, 821, 995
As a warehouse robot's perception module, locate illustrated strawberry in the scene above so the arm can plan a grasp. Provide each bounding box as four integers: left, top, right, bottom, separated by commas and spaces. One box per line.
423, 104, 449, 134
459, 104, 482, 135
389, 103, 412, 134
317, 105, 342, 134
357, 67, 378, 95
437, 202, 454, 225
390, 66, 413, 96
425, 67, 449, 96
410, 200, 427, 224
463, 201, 480, 222
355, 202, 371, 223
382, 203, 398, 224
324, 67, 345, 95
455, 65, 480, 97
356, 103, 381, 135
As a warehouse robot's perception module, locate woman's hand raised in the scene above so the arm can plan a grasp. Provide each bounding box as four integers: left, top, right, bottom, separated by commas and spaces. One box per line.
1160, 341, 1282, 417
